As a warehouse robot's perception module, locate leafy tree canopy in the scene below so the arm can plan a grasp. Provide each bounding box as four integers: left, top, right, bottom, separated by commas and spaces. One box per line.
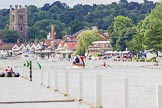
76, 30, 104, 55
142, 0, 162, 52
0, 29, 18, 43
108, 16, 134, 51
0, 0, 157, 43
127, 21, 144, 52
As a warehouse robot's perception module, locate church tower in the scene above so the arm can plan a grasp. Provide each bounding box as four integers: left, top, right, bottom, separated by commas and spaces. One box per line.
9, 5, 28, 43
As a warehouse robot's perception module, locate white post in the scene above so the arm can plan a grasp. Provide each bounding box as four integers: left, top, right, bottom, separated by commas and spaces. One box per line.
64, 70, 69, 96
78, 71, 83, 101
122, 60, 124, 67
54, 71, 58, 91
117, 59, 119, 66
40, 66, 44, 85
18, 66, 21, 76
152, 60, 154, 66
95, 74, 102, 108
156, 84, 162, 108
23, 66, 25, 78
22, 64, 24, 77
132, 59, 134, 68
126, 59, 128, 67
123, 79, 129, 108
145, 58, 146, 67
47, 66, 51, 88
25, 66, 28, 78
112, 58, 114, 66
108, 59, 111, 66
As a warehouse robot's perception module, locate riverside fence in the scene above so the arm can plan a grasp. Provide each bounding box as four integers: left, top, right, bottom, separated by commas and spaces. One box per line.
2, 59, 162, 108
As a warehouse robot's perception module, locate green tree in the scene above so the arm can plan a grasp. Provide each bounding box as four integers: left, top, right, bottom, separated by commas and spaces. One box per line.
0, 29, 18, 43
76, 30, 104, 55
28, 27, 39, 40
116, 27, 136, 50
127, 21, 144, 53
142, 1, 162, 55
69, 19, 84, 35
108, 16, 134, 51
32, 19, 66, 39
27, 5, 39, 26
0, 1, 157, 42
0, 15, 8, 29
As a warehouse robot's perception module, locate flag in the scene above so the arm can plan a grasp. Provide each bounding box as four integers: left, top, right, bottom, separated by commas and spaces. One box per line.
26, 60, 30, 68
37, 62, 42, 70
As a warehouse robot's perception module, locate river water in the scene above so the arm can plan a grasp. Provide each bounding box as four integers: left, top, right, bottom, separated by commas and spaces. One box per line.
0, 58, 162, 108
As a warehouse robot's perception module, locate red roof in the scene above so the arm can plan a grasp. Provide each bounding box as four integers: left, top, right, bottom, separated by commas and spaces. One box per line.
45, 39, 61, 49
0, 43, 15, 50
60, 41, 65, 47
97, 32, 109, 40
65, 42, 77, 50
45, 39, 51, 46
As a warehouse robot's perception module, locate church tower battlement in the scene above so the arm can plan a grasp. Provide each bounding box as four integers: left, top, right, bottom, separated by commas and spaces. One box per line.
9, 5, 27, 43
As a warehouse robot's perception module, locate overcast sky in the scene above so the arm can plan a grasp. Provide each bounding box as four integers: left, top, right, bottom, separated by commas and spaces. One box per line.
0, 0, 160, 9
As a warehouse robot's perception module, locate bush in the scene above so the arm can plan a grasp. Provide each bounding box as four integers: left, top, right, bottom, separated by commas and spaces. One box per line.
40, 53, 45, 58
146, 57, 156, 62
132, 57, 145, 62
140, 58, 145, 62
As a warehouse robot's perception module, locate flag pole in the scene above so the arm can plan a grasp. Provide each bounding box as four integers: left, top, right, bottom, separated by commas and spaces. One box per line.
30, 61, 32, 81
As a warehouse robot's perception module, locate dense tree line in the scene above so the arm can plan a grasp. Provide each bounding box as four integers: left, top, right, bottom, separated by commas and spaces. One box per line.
127, 0, 162, 55
0, 0, 157, 43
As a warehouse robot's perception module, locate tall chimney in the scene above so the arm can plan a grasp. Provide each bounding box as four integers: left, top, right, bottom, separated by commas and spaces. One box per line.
51, 24, 55, 40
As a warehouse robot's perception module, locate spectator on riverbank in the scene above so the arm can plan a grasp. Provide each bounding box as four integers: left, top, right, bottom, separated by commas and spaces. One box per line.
80, 56, 85, 65
73, 56, 80, 64
5, 66, 13, 73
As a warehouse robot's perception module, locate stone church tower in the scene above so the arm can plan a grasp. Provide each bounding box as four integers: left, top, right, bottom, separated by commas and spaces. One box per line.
9, 5, 27, 43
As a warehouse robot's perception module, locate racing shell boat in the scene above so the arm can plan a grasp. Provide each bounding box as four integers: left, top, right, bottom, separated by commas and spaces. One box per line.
0, 72, 20, 77
0, 67, 20, 77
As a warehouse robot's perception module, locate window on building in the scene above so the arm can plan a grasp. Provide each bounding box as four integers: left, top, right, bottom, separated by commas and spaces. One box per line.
20, 27, 23, 31
12, 15, 15, 22
19, 15, 23, 23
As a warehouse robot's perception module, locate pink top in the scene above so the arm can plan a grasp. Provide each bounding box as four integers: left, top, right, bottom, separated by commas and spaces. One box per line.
5, 67, 13, 73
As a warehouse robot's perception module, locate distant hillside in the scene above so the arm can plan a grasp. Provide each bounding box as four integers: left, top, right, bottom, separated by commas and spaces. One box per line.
0, 0, 156, 42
